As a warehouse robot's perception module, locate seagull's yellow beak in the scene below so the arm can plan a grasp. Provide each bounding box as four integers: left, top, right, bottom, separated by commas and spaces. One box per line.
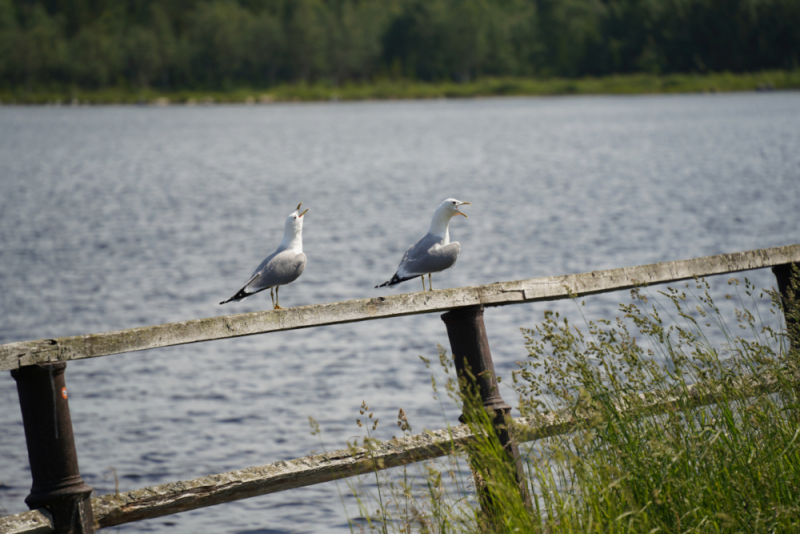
457, 201, 471, 217
296, 202, 303, 211
299, 208, 309, 217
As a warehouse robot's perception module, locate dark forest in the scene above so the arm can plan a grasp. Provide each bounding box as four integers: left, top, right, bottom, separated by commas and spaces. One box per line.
1, 0, 798, 91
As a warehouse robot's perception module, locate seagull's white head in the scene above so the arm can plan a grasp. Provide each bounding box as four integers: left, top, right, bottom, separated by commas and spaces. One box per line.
284, 202, 308, 237
427, 198, 470, 237
438, 198, 471, 219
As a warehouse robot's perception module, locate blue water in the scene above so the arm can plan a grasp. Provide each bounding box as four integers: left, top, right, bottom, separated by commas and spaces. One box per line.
1, 93, 799, 532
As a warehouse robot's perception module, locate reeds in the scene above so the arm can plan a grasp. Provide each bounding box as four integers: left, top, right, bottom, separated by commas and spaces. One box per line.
320, 272, 800, 532
515, 275, 800, 532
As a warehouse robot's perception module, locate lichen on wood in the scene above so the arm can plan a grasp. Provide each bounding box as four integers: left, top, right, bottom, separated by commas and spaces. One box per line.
91, 423, 476, 528
0, 509, 54, 534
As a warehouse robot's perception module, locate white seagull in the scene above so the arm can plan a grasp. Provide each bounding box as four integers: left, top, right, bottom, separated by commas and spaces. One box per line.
220, 203, 308, 308
376, 198, 470, 291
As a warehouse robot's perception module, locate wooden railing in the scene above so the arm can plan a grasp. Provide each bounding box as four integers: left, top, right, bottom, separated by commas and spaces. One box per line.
2, 244, 799, 533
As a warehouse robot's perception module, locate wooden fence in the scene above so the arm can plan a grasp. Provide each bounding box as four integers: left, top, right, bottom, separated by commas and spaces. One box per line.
2, 244, 799, 533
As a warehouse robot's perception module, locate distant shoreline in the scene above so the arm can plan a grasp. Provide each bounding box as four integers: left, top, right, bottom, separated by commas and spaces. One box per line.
2, 70, 798, 106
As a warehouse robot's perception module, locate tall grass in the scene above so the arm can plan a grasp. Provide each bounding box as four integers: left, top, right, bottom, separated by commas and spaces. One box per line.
328, 273, 800, 532
515, 276, 800, 532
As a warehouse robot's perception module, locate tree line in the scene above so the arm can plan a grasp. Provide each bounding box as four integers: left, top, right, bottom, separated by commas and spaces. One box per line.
1, 0, 798, 91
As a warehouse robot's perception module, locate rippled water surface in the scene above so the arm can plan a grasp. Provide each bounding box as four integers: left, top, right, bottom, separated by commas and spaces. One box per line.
1, 93, 799, 532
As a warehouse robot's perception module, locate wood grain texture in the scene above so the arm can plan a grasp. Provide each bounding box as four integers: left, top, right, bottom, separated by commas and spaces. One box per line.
0, 509, 54, 534
92, 423, 476, 528
1, 244, 797, 371
1, 369, 785, 533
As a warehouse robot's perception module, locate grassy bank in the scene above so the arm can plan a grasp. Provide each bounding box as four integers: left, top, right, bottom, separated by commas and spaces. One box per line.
2, 70, 799, 105
332, 274, 800, 532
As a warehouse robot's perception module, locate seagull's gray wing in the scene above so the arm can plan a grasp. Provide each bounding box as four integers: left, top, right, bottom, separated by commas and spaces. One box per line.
397, 233, 460, 278
246, 250, 306, 293
220, 250, 306, 304
251, 249, 280, 279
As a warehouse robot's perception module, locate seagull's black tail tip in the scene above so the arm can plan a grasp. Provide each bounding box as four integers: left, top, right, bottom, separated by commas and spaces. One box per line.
220, 288, 249, 305
376, 276, 399, 288
376, 274, 415, 288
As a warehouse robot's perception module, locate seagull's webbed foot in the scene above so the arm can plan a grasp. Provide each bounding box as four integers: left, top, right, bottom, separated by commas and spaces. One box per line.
273, 286, 282, 309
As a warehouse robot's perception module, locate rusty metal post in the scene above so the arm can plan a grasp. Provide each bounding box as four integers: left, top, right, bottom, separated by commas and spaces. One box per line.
441, 305, 532, 512
11, 362, 95, 534
773, 263, 800, 356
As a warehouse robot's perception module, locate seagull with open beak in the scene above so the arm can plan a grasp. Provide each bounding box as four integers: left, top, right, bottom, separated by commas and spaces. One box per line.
221, 203, 308, 308
376, 198, 471, 291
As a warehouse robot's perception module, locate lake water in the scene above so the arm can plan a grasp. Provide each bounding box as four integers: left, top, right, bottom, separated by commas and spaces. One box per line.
1, 93, 799, 532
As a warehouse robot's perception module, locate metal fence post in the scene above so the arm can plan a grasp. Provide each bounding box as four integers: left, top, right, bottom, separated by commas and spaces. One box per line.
773, 263, 800, 355
11, 362, 95, 534
441, 305, 532, 513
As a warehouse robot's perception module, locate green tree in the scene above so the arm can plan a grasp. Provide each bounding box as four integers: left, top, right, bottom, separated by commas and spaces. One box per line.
283, 0, 327, 82
125, 25, 162, 87
11, 5, 68, 88
0, 0, 18, 87
69, 23, 121, 87
535, 0, 607, 77
188, 1, 251, 87
1, 0, 799, 91
242, 10, 283, 86
326, 0, 391, 83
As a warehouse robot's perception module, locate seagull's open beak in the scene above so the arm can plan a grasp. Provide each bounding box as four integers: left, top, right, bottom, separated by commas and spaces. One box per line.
457, 201, 471, 217
299, 208, 309, 217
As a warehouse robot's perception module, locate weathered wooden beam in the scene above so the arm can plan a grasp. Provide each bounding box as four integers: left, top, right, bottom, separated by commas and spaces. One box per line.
91, 423, 475, 529
2, 244, 798, 371
0, 510, 54, 534
0, 370, 785, 533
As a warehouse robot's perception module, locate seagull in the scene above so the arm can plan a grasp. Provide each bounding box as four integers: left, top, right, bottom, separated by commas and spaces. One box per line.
376, 199, 470, 291
220, 203, 308, 308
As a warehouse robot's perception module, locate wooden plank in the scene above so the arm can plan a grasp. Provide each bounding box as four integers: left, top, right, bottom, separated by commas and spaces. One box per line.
1, 370, 784, 532
519, 245, 800, 301
92, 423, 475, 529
0, 509, 54, 534
1, 244, 798, 371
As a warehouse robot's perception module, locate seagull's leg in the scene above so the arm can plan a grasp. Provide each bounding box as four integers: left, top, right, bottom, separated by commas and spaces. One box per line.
270, 288, 275, 308
274, 286, 282, 309
421, 276, 426, 292
428, 273, 433, 291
